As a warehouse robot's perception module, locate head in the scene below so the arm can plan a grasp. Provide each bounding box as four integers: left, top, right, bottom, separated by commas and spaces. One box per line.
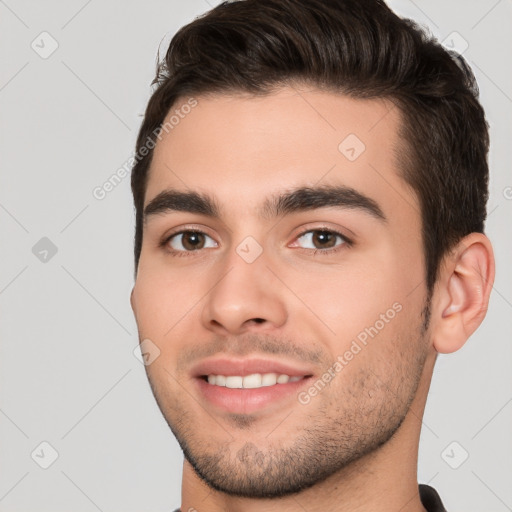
130, 0, 494, 499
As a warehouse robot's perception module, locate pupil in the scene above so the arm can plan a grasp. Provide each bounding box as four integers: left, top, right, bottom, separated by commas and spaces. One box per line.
314, 231, 335, 248
184, 232, 204, 250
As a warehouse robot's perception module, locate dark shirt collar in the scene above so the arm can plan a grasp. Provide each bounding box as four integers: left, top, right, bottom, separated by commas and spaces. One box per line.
419, 484, 448, 511
173, 484, 448, 512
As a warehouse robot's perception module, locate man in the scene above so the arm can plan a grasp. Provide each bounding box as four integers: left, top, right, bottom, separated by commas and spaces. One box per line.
129, 1, 495, 510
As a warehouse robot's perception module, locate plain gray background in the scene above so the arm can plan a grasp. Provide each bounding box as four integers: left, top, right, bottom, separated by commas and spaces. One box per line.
1, 0, 511, 510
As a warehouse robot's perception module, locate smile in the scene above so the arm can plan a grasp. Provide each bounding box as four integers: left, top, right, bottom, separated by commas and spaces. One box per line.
205, 373, 305, 389
191, 357, 315, 414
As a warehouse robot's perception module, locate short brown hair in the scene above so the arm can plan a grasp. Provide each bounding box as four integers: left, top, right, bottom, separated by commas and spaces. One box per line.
131, 0, 489, 293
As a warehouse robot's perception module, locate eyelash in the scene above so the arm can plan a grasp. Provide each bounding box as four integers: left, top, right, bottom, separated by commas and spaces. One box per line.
303, 230, 353, 256
159, 228, 353, 257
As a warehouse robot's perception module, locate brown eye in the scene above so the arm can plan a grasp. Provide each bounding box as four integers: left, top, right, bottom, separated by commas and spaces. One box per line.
168, 231, 216, 251
295, 230, 347, 251
311, 230, 337, 248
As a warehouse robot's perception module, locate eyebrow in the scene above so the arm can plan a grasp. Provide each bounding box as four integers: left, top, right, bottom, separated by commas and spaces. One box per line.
143, 185, 386, 223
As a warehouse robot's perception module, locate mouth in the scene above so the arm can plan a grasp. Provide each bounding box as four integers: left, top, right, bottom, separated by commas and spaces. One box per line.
191, 357, 315, 415
201, 372, 307, 388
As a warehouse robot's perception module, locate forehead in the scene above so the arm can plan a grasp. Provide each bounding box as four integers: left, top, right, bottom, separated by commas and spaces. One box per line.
144, 86, 419, 225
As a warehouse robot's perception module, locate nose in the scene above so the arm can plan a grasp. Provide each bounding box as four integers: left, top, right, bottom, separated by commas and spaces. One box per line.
200, 248, 288, 336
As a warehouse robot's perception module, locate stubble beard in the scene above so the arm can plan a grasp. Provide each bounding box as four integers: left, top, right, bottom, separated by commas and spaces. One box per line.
145, 311, 430, 499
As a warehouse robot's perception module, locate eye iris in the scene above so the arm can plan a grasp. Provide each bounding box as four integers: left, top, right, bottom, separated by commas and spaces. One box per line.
313, 230, 336, 249
182, 232, 205, 250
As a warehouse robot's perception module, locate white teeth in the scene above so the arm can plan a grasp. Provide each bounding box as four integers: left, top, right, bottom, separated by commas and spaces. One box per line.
261, 373, 277, 386
225, 376, 243, 388
243, 373, 262, 388
205, 372, 305, 389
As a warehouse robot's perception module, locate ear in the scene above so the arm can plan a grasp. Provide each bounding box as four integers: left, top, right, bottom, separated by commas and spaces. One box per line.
431, 233, 495, 354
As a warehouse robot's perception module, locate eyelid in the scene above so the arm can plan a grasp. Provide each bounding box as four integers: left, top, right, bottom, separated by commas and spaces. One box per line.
290, 225, 353, 245
161, 224, 216, 239
159, 225, 219, 249
287, 227, 353, 258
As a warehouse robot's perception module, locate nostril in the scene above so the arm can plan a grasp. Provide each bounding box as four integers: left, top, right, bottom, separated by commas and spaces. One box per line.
251, 318, 265, 324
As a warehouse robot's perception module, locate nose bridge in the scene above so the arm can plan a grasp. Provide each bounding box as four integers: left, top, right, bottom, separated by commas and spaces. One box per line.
201, 238, 287, 334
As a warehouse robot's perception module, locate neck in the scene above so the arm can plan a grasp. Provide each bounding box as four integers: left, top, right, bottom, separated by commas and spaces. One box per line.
179, 353, 436, 512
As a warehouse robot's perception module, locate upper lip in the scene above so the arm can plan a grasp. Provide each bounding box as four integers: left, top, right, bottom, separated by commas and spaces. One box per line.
191, 356, 315, 378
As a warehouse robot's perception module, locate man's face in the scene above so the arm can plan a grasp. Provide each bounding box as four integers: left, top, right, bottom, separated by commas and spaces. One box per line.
131, 86, 431, 497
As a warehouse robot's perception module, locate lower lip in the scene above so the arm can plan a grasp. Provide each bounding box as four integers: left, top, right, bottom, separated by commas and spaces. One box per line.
195, 377, 312, 415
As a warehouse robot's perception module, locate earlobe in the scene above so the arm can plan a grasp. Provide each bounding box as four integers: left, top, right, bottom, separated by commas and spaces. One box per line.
432, 233, 495, 354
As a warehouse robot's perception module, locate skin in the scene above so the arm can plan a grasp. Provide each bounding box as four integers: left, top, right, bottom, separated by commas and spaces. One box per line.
130, 86, 495, 512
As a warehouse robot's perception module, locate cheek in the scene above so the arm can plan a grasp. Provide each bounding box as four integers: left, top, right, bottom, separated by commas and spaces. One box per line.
287, 261, 396, 335
132, 261, 204, 338
284, 244, 423, 352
